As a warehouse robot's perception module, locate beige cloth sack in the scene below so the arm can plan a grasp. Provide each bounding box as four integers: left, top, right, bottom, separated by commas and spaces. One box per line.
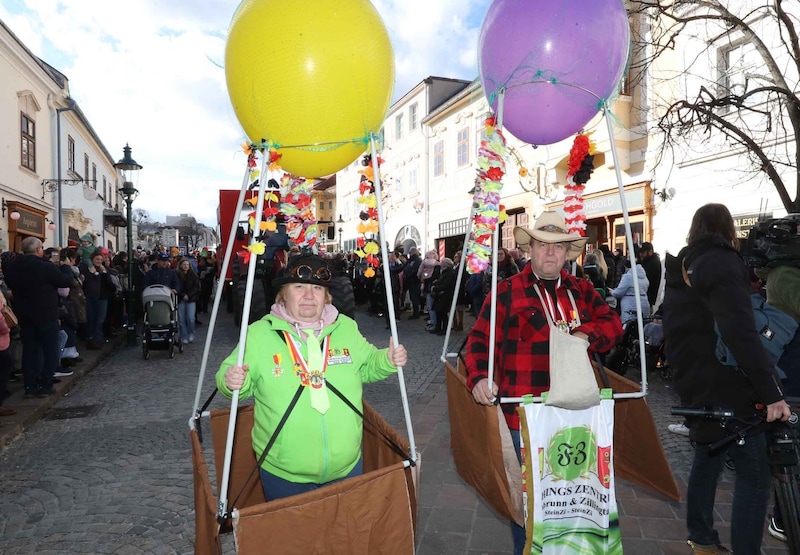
531, 284, 600, 410
545, 328, 600, 409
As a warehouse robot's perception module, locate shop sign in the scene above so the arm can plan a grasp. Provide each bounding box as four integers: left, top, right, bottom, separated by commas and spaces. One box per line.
733, 212, 772, 239
15, 207, 44, 236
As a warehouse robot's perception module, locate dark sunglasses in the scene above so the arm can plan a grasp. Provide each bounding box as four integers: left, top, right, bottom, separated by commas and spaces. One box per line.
292, 264, 331, 282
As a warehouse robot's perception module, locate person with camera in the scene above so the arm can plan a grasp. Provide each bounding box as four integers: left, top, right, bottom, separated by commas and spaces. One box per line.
663, 203, 791, 554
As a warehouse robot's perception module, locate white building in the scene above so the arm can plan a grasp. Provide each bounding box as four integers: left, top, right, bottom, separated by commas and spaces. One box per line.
0, 18, 125, 253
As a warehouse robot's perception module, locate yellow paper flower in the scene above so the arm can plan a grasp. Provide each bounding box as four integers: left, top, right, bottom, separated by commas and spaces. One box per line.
357, 220, 379, 234
246, 197, 258, 206
364, 242, 380, 255
247, 242, 265, 255
354, 249, 366, 258
242, 143, 253, 155
264, 220, 277, 232
364, 267, 375, 278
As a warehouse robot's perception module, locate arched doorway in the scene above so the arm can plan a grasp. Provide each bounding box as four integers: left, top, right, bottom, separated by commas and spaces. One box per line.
393, 225, 421, 254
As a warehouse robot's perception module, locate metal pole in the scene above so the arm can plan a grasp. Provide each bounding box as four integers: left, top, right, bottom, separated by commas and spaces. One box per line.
56, 111, 63, 245
125, 193, 136, 346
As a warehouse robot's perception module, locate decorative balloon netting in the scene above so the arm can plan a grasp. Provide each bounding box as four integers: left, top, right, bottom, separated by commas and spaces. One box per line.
465, 117, 508, 274
238, 143, 318, 259
477, 0, 630, 147
563, 134, 596, 236
354, 154, 381, 278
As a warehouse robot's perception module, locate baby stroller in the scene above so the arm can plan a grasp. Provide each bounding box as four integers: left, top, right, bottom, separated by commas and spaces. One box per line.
607, 317, 669, 379
141, 284, 183, 359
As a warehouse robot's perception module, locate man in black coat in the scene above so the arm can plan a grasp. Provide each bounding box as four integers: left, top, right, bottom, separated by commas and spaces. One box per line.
142, 253, 180, 292
638, 242, 662, 310
5, 237, 73, 398
403, 247, 422, 319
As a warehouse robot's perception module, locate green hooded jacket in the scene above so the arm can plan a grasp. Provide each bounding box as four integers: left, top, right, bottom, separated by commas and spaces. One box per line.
216, 314, 397, 484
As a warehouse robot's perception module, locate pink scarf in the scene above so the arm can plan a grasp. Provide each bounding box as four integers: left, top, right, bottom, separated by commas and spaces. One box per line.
270, 303, 339, 341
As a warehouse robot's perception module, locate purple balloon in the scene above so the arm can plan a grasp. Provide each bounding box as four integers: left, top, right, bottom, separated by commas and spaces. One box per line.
479, 0, 630, 145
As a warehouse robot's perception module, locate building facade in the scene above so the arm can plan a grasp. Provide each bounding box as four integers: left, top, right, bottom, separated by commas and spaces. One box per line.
0, 18, 124, 253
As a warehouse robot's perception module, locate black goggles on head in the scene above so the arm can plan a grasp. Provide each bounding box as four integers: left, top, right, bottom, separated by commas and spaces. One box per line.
292, 264, 331, 282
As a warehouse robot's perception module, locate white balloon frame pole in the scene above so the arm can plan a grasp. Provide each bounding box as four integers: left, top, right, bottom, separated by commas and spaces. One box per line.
190, 165, 252, 425
370, 137, 418, 463
485, 89, 505, 400
216, 156, 270, 522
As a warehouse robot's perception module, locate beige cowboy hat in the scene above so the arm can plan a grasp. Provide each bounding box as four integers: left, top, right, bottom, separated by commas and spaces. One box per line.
513, 211, 587, 260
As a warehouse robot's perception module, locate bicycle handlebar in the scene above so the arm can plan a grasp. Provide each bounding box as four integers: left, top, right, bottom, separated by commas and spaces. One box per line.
671, 406, 734, 420
672, 406, 800, 454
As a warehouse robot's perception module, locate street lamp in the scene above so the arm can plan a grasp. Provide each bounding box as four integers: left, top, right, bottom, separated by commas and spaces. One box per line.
114, 144, 142, 347
337, 214, 344, 252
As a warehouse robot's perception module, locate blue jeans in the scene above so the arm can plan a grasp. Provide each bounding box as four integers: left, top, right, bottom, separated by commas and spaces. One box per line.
85, 298, 108, 341
259, 458, 363, 502
426, 293, 437, 328
177, 301, 196, 341
20, 318, 60, 392
687, 434, 771, 552
509, 429, 525, 555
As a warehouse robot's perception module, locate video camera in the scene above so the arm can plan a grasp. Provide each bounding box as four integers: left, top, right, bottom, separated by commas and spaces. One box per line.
742, 213, 800, 267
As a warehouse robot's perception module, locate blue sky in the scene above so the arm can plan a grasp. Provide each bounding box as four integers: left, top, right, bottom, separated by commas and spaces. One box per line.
0, 0, 491, 227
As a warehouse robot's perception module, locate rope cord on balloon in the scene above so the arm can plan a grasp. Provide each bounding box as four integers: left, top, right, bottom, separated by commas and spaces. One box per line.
490, 79, 610, 114
369, 135, 418, 464
247, 133, 383, 153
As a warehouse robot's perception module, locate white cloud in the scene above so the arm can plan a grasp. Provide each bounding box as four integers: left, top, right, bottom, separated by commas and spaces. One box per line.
1, 0, 491, 227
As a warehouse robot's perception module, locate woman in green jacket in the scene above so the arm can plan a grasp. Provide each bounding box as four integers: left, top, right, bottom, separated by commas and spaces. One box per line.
217, 254, 407, 501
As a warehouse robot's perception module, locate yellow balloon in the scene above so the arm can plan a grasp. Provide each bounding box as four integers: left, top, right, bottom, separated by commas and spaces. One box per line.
225, 0, 395, 178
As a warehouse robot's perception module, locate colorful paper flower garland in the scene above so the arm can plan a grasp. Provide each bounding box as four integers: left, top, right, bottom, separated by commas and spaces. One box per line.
465, 117, 508, 274
279, 172, 317, 249
238, 143, 318, 259
354, 154, 382, 278
563, 134, 596, 235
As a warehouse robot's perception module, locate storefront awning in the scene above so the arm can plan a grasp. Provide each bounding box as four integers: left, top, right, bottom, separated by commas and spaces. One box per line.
103, 209, 127, 227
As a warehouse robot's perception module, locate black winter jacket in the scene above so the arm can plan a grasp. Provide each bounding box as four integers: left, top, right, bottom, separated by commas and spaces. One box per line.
662, 234, 783, 442
5, 254, 73, 325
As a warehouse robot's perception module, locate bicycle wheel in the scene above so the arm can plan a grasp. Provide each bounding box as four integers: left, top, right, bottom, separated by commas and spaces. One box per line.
774, 469, 800, 554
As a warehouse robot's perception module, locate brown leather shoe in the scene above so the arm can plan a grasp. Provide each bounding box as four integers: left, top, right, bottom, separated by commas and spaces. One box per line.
0, 407, 17, 416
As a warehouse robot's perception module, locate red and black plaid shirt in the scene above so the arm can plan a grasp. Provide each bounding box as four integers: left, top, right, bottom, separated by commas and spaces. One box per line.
465, 265, 623, 430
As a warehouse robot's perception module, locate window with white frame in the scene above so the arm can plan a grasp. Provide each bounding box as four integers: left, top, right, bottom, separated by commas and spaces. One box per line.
434, 140, 444, 177
21, 113, 35, 171
68, 136, 75, 172
409, 103, 418, 131
92, 163, 97, 190
84, 154, 89, 184
719, 40, 759, 97
395, 113, 404, 139
408, 167, 418, 195
457, 127, 470, 167
395, 173, 404, 198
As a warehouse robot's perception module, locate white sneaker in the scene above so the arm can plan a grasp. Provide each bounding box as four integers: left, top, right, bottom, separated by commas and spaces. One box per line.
188, 334, 195, 343
668, 423, 690, 436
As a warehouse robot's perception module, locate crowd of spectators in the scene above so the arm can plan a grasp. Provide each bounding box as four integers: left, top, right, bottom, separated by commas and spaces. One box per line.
0, 237, 218, 423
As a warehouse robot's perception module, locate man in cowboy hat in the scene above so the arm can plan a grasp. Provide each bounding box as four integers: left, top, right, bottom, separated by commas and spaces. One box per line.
465, 210, 623, 555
